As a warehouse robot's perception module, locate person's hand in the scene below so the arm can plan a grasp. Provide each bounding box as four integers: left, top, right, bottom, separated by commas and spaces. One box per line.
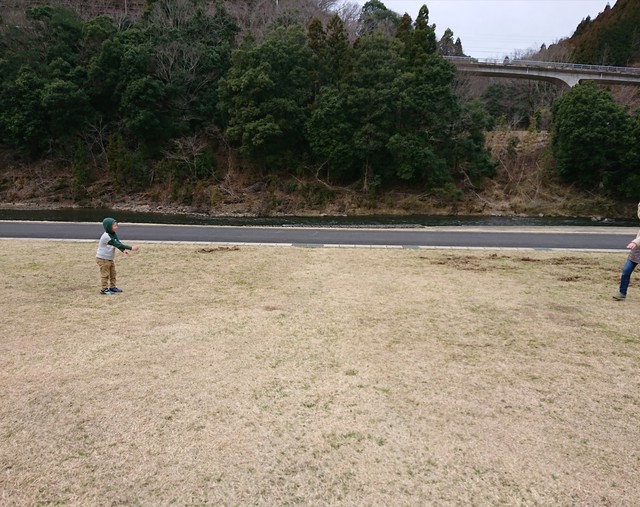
124, 250, 130, 255
132, 245, 139, 252
627, 242, 638, 249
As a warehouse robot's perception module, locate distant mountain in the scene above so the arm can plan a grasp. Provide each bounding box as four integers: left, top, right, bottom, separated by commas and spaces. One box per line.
567, 0, 640, 66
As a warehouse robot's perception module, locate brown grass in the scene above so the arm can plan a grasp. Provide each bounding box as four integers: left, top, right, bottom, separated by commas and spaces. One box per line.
1, 240, 639, 506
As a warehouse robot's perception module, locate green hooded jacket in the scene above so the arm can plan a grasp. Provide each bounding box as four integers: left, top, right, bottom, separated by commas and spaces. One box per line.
102, 217, 132, 252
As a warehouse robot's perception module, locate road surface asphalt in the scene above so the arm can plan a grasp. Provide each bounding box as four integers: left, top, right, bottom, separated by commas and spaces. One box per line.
0, 221, 636, 250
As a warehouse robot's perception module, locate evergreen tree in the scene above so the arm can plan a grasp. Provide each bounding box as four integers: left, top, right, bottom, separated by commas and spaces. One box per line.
438, 28, 456, 56
395, 13, 413, 47
0, 66, 48, 155
308, 29, 493, 190
358, 0, 400, 37
412, 5, 437, 60
0, 6, 92, 156
551, 81, 634, 190
307, 33, 403, 187
390, 53, 493, 186
307, 17, 326, 95
218, 25, 315, 170
453, 37, 464, 57
325, 15, 350, 85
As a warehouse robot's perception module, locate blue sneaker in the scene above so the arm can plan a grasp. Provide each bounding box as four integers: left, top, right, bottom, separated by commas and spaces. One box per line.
100, 289, 114, 295
109, 287, 123, 293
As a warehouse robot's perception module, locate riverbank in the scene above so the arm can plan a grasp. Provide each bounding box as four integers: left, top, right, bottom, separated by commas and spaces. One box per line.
0, 174, 633, 223
1, 130, 636, 221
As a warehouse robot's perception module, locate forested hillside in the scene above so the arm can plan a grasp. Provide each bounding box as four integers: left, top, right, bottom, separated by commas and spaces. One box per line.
0, 0, 639, 218
569, 0, 640, 67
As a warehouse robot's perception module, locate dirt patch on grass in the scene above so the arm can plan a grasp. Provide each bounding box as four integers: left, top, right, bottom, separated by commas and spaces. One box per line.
196, 246, 241, 254
1, 242, 639, 505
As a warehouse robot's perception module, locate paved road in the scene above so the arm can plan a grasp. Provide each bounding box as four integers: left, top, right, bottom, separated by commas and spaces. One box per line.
0, 220, 637, 250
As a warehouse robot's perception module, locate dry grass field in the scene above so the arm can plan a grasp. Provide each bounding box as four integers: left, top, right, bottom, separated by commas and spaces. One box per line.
1, 239, 639, 506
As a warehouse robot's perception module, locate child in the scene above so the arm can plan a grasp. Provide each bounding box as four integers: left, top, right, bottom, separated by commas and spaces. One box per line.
96, 217, 139, 295
613, 202, 640, 300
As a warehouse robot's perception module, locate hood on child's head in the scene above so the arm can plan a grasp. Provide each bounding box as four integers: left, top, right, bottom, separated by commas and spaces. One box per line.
102, 217, 117, 234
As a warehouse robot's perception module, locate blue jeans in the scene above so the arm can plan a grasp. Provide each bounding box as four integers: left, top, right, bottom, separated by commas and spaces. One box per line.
619, 260, 638, 295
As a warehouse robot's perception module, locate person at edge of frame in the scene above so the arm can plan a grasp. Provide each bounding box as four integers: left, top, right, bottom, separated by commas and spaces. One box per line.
613, 202, 640, 301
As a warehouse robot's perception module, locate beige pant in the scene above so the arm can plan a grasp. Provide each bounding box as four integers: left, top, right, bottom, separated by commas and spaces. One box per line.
96, 258, 116, 290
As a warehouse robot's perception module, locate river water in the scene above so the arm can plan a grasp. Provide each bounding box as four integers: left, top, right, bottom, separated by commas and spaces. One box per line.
0, 207, 636, 228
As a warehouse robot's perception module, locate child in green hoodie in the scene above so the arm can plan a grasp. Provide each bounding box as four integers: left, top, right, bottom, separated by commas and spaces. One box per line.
96, 217, 139, 295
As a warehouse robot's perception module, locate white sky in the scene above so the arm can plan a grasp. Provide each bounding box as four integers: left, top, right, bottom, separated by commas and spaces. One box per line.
358, 0, 615, 59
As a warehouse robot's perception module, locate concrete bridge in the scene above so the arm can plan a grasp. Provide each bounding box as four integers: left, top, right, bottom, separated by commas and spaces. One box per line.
445, 56, 640, 88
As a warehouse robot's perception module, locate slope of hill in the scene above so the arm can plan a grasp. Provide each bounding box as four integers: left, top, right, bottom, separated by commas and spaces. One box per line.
568, 0, 640, 67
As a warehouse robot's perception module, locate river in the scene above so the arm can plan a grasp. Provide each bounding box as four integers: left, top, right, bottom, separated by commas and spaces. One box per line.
0, 207, 636, 228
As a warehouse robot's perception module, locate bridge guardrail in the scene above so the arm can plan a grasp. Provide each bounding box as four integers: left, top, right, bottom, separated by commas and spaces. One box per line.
444, 56, 640, 75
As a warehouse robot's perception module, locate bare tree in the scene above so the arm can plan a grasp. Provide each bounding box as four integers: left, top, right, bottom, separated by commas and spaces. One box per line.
222, 0, 354, 42
610, 84, 640, 114
84, 118, 112, 168
147, 0, 199, 28
164, 135, 211, 181
535, 39, 575, 63
1, 0, 145, 19
335, 1, 360, 42
154, 41, 207, 85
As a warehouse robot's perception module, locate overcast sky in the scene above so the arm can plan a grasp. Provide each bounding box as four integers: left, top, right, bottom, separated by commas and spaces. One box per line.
358, 0, 615, 59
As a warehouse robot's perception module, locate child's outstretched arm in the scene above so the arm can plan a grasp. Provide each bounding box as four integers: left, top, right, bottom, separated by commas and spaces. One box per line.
108, 237, 138, 253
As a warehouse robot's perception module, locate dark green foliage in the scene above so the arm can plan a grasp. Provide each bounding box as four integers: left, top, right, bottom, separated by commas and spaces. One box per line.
358, 0, 400, 36
1, 1, 496, 198
307, 17, 326, 96
0, 0, 238, 172
27, 6, 84, 66
308, 27, 493, 191
395, 14, 412, 46
481, 80, 561, 131
0, 66, 48, 156
529, 0, 640, 197
482, 84, 530, 129
105, 134, 149, 189
396, 5, 437, 64
160, 140, 217, 183
551, 82, 635, 190
218, 26, 314, 170
412, 5, 437, 59
306, 86, 359, 182
615, 113, 640, 198
82, 16, 117, 53
0, 6, 91, 156
121, 76, 172, 154
324, 15, 350, 84
450, 100, 497, 184
307, 14, 350, 90
42, 78, 93, 137
387, 54, 458, 185
333, 34, 402, 187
